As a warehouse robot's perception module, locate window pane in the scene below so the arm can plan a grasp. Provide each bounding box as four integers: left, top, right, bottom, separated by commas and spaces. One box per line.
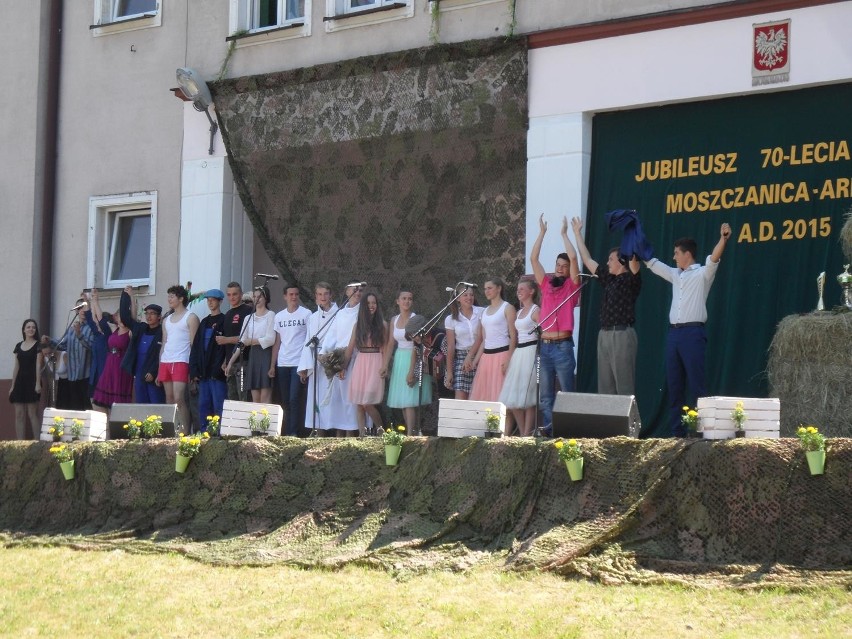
256, 0, 278, 27
285, 0, 304, 20
115, 0, 157, 17
350, 0, 377, 7
110, 214, 151, 281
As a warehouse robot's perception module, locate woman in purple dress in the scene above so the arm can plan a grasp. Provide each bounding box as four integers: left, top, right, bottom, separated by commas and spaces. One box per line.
91, 293, 133, 415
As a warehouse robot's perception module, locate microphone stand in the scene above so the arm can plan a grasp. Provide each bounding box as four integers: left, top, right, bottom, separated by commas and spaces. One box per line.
409, 284, 472, 436
306, 287, 361, 438
529, 278, 592, 438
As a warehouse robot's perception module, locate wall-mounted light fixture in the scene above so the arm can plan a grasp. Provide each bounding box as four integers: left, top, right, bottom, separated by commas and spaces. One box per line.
176, 68, 218, 155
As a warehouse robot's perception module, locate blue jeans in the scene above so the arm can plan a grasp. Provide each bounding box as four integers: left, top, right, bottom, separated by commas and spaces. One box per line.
135, 376, 165, 404
666, 326, 707, 437
198, 378, 228, 426
276, 366, 304, 436
539, 339, 576, 431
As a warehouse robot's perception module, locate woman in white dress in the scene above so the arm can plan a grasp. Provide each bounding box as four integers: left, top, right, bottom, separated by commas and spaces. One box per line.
498, 279, 540, 436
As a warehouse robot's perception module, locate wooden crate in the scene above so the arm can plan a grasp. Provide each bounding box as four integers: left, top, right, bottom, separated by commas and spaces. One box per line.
41, 408, 107, 442
221, 400, 283, 437
697, 396, 780, 439
437, 399, 505, 438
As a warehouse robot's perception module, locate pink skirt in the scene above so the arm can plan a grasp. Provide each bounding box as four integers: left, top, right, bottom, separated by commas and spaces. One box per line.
348, 351, 385, 405
469, 350, 510, 402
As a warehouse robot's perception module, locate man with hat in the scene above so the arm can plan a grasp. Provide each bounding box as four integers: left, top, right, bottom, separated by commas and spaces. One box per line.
190, 288, 228, 423
120, 285, 166, 404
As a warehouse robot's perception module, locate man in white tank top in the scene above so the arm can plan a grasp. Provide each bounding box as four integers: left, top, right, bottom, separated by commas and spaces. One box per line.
158, 284, 200, 434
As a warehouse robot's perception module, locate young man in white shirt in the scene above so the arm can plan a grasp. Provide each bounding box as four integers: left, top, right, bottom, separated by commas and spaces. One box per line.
270, 283, 312, 436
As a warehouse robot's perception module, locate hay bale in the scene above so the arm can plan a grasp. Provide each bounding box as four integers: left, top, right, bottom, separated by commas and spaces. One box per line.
842, 207, 852, 262
767, 312, 852, 437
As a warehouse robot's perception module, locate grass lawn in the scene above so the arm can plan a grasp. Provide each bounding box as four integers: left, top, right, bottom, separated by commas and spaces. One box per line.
0, 547, 848, 638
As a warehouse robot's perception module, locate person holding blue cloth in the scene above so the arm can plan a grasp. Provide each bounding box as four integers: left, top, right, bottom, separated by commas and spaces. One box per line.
120, 286, 165, 404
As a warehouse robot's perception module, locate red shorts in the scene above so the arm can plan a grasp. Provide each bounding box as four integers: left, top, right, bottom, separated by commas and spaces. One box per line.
157, 361, 190, 384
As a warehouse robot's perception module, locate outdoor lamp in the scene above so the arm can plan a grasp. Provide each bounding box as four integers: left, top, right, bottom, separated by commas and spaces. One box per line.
176, 67, 218, 155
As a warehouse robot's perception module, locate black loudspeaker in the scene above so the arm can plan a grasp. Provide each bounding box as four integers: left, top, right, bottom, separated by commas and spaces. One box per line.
551, 392, 640, 439
108, 403, 179, 439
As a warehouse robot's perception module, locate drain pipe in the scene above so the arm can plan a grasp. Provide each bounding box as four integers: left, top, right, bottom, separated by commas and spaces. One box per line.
35, 0, 63, 331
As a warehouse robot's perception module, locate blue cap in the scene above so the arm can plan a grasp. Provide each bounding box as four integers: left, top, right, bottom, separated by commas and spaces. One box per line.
144, 304, 163, 315
206, 288, 225, 300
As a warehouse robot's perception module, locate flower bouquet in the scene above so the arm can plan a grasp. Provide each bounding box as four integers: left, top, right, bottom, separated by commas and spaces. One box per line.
318, 348, 346, 379
49, 442, 75, 480
382, 424, 406, 466
555, 438, 584, 481
796, 425, 826, 475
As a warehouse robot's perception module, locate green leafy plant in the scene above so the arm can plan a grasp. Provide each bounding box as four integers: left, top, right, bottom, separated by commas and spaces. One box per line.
796, 425, 825, 452
48, 416, 65, 440
554, 438, 582, 461
69, 418, 84, 440
249, 409, 270, 435
731, 401, 747, 432
382, 424, 406, 447
141, 415, 163, 438
48, 443, 73, 463
206, 415, 220, 436
177, 432, 210, 458
681, 406, 699, 432
484, 408, 501, 432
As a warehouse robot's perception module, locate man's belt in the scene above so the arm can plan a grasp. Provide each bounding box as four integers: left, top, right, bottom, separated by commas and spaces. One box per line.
670, 322, 705, 328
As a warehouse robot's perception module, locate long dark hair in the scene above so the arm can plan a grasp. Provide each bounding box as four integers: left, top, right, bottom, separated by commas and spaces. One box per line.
355, 292, 385, 349
450, 284, 478, 321
21, 318, 40, 342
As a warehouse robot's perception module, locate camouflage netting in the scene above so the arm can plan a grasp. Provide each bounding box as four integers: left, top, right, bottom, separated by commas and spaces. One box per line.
211, 37, 528, 312
767, 312, 852, 438
841, 207, 852, 262
2, 437, 850, 588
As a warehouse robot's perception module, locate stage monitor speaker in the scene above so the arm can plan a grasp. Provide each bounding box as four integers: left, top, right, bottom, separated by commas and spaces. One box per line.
108, 403, 179, 439
551, 392, 640, 439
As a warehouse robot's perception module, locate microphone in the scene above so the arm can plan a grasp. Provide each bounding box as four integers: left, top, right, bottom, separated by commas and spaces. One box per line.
445, 287, 456, 292
70, 301, 88, 311
346, 281, 367, 288
459, 282, 478, 289
255, 273, 279, 280
578, 273, 598, 279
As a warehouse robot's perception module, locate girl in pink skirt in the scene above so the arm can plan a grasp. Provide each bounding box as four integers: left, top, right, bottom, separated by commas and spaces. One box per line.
343, 291, 387, 436
469, 277, 517, 402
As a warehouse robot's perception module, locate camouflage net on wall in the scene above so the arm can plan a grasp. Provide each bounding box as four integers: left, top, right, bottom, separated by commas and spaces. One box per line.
2, 438, 850, 588
211, 38, 528, 312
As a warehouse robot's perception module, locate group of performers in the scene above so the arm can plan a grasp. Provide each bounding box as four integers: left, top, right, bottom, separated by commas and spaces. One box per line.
8, 214, 732, 440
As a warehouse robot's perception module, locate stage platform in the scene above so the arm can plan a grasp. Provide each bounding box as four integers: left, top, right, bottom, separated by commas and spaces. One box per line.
1, 437, 849, 586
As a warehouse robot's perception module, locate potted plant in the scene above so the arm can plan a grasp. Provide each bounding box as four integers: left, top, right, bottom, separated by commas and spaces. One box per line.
382, 424, 406, 466
681, 406, 702, 438
206, 414, 221, 436
731, 400, 747, 438
555, 438, 584, 481
796, 425, 826, 475
175, 431, 210, 473
48, 416, 65, 442
123, 419, 142, 440
484, 408, 502, 438
49, 442, 75, 481
248, 409, 270, 436
69, 418, 84, 441
140, 414, 164, 438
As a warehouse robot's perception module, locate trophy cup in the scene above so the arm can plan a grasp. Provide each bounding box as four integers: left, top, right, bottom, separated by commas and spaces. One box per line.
816, 272, 825, 311
838, 264, 852, 310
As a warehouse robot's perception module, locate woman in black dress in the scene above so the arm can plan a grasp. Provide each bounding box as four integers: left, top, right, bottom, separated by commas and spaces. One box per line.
9, 319, 43, 439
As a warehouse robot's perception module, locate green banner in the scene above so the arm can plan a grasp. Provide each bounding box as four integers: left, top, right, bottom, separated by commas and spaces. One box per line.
582, 83, 852, 437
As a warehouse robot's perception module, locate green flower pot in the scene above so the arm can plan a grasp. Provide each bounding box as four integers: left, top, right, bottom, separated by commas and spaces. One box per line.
805, 449, 825, 476
59, 460, 75, 481
385, 445, 401, 466
565, 457, 584, 481
175, 454, 192, 474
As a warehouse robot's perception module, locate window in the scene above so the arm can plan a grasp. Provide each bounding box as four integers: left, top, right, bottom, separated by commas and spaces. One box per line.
340, 0, 403, 15
88, 193, 157, 291
251, 0, 305, 29
91, 0, 161, 34
324, 0, 410, 28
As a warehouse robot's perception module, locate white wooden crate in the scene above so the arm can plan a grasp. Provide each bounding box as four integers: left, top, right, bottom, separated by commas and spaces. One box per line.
697, 396, 780, 439
221, 400, 283, 437
437, 399, 505, 438
40, 408, 107, 442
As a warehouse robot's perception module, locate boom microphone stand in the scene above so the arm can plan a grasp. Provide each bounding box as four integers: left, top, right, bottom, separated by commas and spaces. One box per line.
409, 283, 473, 436
530, 277, 593, 438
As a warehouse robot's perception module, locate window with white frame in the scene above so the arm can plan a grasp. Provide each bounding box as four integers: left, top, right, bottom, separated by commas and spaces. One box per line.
339, 0, 405, 15
92, 0, 161, 33
88, 193, 157, 291
231, 0, 306, 34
